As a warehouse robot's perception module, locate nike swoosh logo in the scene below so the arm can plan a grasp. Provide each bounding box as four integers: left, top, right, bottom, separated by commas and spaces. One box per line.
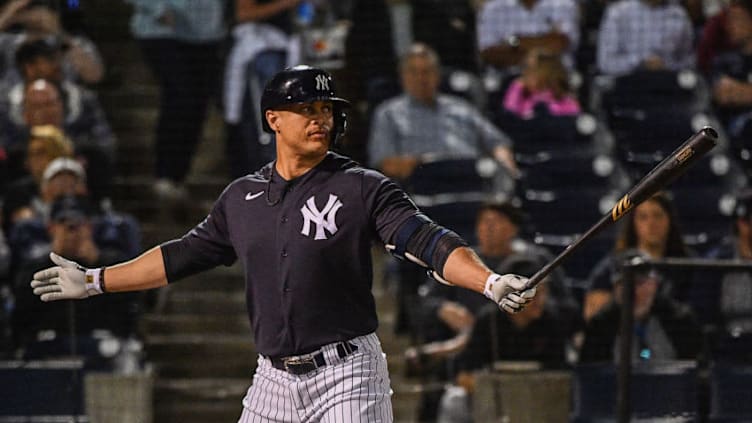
245, 191, 264, 200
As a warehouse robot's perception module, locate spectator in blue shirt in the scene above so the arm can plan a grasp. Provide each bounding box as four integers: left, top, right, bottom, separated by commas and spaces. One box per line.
368, 43, 517, 181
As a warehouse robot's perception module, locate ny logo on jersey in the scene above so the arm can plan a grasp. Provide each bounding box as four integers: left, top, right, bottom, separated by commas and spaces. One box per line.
315, 74, 330, 91
300, 194, 343, 240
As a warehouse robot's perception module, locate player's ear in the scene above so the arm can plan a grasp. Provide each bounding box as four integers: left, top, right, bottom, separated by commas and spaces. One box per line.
266, 110, 280, 133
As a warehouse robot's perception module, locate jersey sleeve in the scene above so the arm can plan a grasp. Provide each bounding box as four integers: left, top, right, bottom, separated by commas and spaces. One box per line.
160, 187, 237, 282
360, 168, 423, 245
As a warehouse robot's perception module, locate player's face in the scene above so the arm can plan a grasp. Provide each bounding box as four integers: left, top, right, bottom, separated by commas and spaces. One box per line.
269, 101, 334, 158
633, 200, 670, 250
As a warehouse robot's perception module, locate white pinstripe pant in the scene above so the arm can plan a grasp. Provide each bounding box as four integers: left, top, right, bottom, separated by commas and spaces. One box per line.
237, 333, 393, 423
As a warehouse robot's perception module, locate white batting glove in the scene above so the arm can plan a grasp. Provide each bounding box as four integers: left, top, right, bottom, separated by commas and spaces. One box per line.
30, 252, 104, 302
483, 273, 537, 314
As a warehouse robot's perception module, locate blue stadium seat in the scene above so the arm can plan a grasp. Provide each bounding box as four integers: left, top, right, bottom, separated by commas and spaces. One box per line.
0, 360, 86, 420
406, 158, 514, 245
709, 364, 752, 422
495, 111, 611, 156
591, 70, 709, 113
534, 230, 616, 281
439, 68, 486, 109
571, 361, 699, 422
523, 187, 618, 235
669, 187, 735, 254
518, 146, 630, 192
589, 70, 729, 181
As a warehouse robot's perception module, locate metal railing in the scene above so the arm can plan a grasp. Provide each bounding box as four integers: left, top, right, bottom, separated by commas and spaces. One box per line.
617, 257, 752, 423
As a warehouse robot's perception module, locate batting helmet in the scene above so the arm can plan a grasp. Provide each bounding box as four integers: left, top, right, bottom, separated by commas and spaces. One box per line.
260, 65, 351, 143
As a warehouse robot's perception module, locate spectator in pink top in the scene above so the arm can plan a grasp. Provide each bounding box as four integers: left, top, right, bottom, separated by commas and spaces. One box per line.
502, 49, 581, 119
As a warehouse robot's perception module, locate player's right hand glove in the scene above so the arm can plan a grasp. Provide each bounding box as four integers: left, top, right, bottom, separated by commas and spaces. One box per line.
30, 252, 104, 302
483, 273, 537, 314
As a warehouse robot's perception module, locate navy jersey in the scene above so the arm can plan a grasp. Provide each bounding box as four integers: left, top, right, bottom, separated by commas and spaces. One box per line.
161, 152, 421, 357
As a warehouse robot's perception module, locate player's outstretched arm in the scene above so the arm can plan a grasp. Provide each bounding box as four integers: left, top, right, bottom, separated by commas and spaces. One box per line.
442, 247, 537, 314
31, 246, 168, 302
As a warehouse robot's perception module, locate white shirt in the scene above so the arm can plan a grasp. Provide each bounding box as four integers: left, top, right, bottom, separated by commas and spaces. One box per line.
597, 0, 695, 75
477, 0, 580, 65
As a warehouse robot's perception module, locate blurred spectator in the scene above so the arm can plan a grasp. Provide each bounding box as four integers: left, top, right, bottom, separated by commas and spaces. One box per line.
411, 0, 478, 72
127, 0, 226, 199
9, 194, 141, 362
223, 0, 298, 178
339, 0, 396, 162
701, 189, 752, 339
579, 253, 703, 363
0, 0, 104, 84
1, 38, 114, 151
406, 202, 537, 354
0, 224, 10, 357
476, 0, 579, 71
434, 273, 572, 422
0, 80, 115, 203
584, 192, 692, 322
404, 203, 575, 420
2, 125, 73, 234
710, 0, 752, 133
697, 4, 734, 75
7, 157, 141, 264
502, 48, 581, 119
597, 0, 695, 75
7, 156, 87, 245
368, 43, 516, 181
0, 38, 115, 201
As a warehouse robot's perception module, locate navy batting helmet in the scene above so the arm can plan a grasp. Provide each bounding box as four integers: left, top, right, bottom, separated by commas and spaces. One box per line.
260, 65, 350, 143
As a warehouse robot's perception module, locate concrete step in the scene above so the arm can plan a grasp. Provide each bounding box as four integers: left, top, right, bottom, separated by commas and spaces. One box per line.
112, 175, 228, 202
145, 334, 255, 378
162, 290, 247, 315
155, 399, 242, 423
170, 266, 245, 292
140, 314, 250, 336
100, 84, 160, 110
109, 107, 158, 134
155, 377, 249, 403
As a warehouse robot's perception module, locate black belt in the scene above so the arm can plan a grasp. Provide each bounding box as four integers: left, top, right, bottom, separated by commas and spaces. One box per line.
269, 342, 359, 375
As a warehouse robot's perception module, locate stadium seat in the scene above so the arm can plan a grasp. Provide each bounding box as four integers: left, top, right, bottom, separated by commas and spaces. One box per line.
571, 361, 699, 422
669, 186, 735, 254
0, 359, 86, 420
709, 364, 752, 422
523, 187, 619, 235
534, 230, 616, 281
518, 146, 630, 192
495, 111, 612, 156
591, 70, 709, 113
440, 68, 486, 109
589, 70, 731, 181
405, 157, 514, 245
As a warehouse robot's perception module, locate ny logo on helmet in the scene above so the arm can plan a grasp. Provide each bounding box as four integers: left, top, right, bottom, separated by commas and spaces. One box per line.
300, 194, 342, 240
315, 74, 330, 91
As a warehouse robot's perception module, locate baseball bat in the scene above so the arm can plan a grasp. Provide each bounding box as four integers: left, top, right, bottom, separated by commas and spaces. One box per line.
522, 126, 718, 290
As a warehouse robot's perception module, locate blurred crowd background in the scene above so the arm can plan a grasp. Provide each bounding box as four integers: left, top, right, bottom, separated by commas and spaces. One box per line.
0, 0, 751, 422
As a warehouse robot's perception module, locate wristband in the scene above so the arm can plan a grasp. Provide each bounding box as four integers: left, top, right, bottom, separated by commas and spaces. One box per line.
84, 267, 105, 295
483, 273, 501, 300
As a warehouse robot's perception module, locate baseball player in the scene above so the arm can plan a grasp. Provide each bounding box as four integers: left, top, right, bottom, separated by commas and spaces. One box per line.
30, 65, 538, 422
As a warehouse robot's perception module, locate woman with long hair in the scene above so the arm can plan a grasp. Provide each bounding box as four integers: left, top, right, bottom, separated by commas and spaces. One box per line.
583, 192, 690, 321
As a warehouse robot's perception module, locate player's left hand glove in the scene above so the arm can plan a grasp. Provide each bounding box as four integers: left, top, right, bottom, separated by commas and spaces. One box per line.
483, 273, 537, 314
30, 252, 104, 302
